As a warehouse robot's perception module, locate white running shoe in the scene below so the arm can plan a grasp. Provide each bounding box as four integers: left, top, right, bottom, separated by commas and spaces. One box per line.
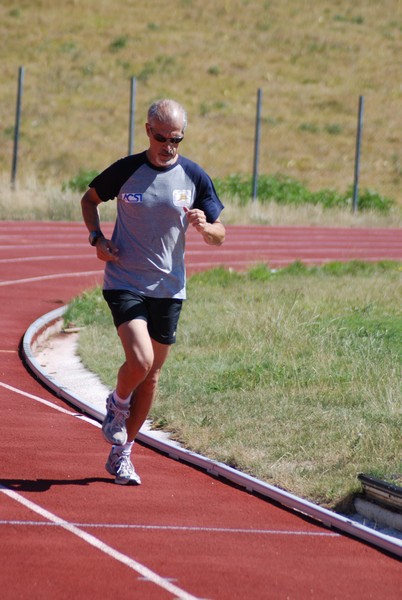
102, 393, 129, 445
105, 447, 141, 485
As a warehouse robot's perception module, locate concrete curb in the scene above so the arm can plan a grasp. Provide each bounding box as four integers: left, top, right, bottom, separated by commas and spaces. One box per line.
354, 498, 402, 534
22, 306, 402, 559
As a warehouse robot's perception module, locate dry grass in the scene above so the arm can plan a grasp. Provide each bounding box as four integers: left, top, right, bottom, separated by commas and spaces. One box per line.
1, 0, 401, 203
0, 171, 117, 221
2, 171, 401, 227
221, 196, 402, 227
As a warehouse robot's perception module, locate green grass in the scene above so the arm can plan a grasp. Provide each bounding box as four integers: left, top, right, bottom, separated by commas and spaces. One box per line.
214, 173, 394, 211
1, 0, 401, 204
64, 261, 402, 509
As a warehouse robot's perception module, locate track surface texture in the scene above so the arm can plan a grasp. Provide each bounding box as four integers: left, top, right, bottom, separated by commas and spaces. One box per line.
1, 221, 401, 599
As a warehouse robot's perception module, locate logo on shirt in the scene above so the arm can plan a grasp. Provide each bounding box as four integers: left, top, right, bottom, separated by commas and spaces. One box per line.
173, 189, 192, 207
122, 192, 143, 204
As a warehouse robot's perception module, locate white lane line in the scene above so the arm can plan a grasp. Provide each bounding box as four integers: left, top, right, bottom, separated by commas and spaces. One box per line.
0, 270, 102, 286
0, 485, 202, 600
0, 520, 339, 537
0, 381, 81, 415
0, 254, 94, 264
0, 244, 89, 250
0, 382, 101, 429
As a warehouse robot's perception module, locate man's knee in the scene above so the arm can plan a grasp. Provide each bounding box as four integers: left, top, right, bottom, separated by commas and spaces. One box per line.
118, 320, 154, 375
138, 367, 162, 395
126, 350, 153, 377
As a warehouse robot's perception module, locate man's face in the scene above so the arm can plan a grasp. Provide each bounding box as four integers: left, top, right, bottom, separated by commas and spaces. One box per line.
145, 119, 185, 167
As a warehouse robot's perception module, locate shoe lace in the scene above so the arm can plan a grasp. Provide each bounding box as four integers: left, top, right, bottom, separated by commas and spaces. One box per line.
116, 454, 133, 477
112, 404, 129, 427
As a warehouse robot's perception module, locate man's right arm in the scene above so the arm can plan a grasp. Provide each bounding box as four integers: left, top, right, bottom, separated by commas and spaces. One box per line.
81, 187, 103, 233
81, 188, 119, 262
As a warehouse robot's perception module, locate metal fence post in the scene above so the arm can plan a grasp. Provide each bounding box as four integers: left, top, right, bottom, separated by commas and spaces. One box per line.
128, 76, 136, 155
252, 88, 262, 202
352, 95, 364, 213
11, 65, 24, 188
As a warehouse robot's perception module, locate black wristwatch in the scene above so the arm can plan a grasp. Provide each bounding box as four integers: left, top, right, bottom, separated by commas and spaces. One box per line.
88, 230, 104, 247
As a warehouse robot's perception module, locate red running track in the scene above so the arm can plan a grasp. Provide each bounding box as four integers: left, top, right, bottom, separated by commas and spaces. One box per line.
0, 221, 401, 600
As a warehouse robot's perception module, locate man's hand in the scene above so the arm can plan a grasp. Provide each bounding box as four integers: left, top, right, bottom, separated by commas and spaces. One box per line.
184, 207, 207, 232
95, 237, 119, 262
184, 207, 225, 246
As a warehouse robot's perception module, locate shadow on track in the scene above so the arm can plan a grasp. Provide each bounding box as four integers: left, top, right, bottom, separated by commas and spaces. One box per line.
0, 477, 113, 491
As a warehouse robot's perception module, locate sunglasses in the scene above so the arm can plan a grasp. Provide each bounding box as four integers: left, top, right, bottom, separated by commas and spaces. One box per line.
149, 126, 184, 145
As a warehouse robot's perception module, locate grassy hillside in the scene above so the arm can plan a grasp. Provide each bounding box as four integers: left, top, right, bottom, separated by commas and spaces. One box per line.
1, 0, 401, 203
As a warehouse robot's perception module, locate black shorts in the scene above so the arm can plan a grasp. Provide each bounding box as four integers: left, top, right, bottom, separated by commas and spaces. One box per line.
102, 289, 183, 345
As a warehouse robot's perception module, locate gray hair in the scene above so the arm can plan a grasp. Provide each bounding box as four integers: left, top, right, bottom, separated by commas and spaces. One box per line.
147, 99, 187, 131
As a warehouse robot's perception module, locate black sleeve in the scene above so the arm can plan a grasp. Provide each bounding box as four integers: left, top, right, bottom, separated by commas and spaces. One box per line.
193, 175, 224, 223
181, 158, 224, 223
89, 153, 146, 201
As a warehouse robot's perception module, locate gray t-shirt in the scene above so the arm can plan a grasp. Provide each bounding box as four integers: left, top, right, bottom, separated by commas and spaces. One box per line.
89, 152, 224, 299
